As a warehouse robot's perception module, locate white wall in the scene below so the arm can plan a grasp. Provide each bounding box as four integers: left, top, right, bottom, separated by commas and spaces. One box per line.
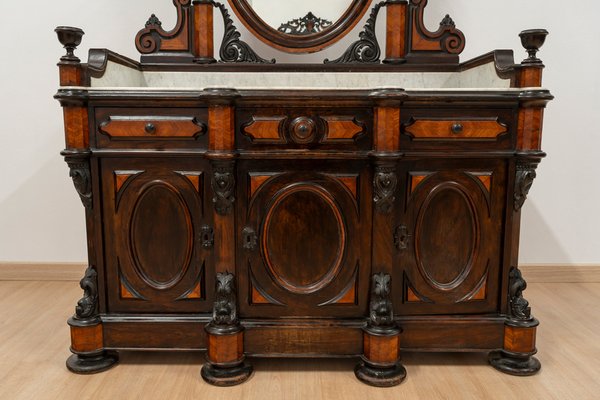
0, 0, 598, 264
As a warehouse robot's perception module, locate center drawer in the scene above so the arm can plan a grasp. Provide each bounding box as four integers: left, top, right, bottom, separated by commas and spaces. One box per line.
236, 108, 373, 151
94, 108, 208, 149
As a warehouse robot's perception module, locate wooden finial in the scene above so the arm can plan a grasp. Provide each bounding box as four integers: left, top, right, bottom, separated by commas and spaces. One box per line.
55, 26, 85, 63
519, 29, 548, 64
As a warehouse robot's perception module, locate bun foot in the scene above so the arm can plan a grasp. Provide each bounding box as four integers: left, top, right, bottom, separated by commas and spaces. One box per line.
66, 350, 119, 374
489, 350, 541, 376
201, 362, 253, 386
354, 361, 407, 387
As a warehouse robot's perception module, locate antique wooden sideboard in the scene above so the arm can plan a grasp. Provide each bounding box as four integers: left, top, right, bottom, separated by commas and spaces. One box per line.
55, 0, 552, 386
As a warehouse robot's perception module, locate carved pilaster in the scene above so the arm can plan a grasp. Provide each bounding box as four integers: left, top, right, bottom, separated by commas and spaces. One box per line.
63, 152, 92, 210
373, 163, 398, 214
211, 160, 235, 215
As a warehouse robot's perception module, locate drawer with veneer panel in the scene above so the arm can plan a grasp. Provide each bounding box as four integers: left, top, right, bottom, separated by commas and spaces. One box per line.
401, 110, 514, 151
94, 108, 208, 149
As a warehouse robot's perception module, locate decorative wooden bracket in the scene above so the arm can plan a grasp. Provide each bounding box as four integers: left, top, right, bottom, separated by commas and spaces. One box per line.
63, 151, 92, 210
74, 265, 99, 321
135, 0, 193, 61
214, 2, 275, 63
405, 0, 465, 64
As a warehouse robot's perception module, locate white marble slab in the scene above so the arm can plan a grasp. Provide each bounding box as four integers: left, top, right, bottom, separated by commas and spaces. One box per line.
90, 61, 512, 90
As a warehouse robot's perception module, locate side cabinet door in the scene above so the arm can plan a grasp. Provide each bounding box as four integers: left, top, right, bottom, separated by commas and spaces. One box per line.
237, 161, 371, 318
101, 158, 213, 313
395, 160, 506, 314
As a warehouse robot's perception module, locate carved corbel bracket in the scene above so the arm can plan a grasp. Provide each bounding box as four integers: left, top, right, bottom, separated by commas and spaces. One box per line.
214, 2, 275, 63
211, 159, 236, 215
508, 267, 532, 321
324, 1, 385, 64
207, 272, 242, 333
62, 151, 92, 211
367, 272, 399, 334
514, 158, 542, 211
135, 0, 194, 61
73, 265, 100, 322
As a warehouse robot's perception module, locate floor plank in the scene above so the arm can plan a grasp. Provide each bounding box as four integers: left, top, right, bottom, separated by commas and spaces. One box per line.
0, 282, 598, 400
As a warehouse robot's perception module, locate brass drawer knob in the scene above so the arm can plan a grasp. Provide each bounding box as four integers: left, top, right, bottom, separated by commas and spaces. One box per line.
144, 122, 156, 134
451, 123, 464, 134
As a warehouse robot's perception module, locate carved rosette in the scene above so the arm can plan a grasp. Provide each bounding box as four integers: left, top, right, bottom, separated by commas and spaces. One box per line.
367, 272, 397, 332
74, 265, 99, 321
214, 2, 275, 63
508, 267, 534, 322
373, 164, 398, 214
211, 160, 235, 215
209, 272, 239, 328
324, 2, 385, 64
514, 161, 538, 211
64, 154, 92, 210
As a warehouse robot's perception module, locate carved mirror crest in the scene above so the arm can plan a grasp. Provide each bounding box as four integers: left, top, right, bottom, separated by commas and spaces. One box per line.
226, 0, 373, 53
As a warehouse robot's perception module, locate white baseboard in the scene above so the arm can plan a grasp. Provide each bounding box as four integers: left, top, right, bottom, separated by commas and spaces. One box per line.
0, 262, 599, 283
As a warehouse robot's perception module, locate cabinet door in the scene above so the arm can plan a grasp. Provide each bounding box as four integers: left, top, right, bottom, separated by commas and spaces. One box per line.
101, 158, 213, 313
395, 160, 506, 315
237, 160, 371, 318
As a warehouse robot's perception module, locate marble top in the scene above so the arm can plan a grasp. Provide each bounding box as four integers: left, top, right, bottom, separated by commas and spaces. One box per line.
89, 60, 515, 91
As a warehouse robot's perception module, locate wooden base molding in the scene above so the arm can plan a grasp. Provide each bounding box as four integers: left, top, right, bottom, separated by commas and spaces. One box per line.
3, 263, 599, 283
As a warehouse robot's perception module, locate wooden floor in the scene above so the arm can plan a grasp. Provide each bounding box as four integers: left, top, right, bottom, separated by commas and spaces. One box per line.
1, 282, 599, 399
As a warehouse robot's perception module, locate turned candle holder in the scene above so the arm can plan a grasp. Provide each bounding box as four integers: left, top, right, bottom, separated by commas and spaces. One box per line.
55, 26, 85, 63
519, 29, 548, 64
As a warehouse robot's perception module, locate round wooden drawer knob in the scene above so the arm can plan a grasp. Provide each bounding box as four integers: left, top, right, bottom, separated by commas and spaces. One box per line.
451, 123, 464, 134
145, 122, 156, 134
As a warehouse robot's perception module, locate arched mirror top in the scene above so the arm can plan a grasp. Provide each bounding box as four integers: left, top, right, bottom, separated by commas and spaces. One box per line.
226, 0, 374, 53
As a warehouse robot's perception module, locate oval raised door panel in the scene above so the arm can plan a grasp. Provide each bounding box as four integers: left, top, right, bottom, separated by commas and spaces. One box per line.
415, 182, 479, 291
262, 184, 346, 294
130, 181, 194, 290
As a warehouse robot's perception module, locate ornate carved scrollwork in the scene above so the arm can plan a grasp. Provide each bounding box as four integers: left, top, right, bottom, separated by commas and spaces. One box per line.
324, 2, 385, 64
64, 155, 92, 210
211, 160, 235, 215
410, 0, 465, 55
368, 272, 395, 329
214, 2, 275, 63
278, 12, 333, 35
211, 272, 238, 326
514, 162, 538, 211
135, 0, 192, 54
373, 165, 398, 214
75, 265, 98, 320
508, 267, 533, 321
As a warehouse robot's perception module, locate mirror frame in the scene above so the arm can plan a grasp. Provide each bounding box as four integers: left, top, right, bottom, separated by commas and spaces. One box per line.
226, 0, 373, 53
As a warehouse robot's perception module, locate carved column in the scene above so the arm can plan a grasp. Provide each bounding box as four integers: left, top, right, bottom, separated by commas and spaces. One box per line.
201, 272, 253, 386
491, 30, 552, 376
56, 27, 118, 374
356, 90, 406, 386
355, 273, 406, 386
202, 89, 251, 385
